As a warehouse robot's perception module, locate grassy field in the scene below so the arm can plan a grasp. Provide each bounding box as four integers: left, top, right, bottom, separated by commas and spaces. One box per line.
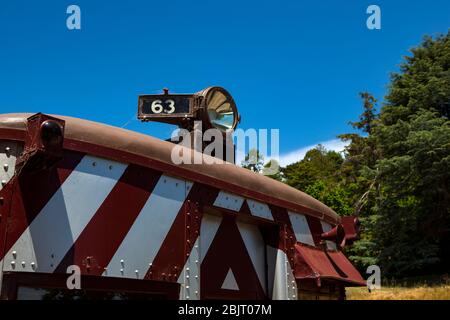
347, 285, 450, 300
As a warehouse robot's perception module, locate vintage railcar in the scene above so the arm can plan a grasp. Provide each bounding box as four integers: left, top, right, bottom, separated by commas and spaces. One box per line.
0, 110, 365, 300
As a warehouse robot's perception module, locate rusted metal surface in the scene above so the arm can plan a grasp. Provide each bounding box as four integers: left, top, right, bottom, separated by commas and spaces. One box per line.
15, 113, 65, 172
0, 113, 340, 225
341, 216, 360, 245
293, 243, 365, 287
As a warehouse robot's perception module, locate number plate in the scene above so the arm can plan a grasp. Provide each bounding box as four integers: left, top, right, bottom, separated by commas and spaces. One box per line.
138, 94, 193, 119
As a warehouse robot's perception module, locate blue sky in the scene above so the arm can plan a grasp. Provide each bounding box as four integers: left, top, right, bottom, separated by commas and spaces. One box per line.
0, 1, 449, 164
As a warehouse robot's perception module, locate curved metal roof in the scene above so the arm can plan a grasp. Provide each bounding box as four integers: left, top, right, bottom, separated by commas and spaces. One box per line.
0, 113, 340, 224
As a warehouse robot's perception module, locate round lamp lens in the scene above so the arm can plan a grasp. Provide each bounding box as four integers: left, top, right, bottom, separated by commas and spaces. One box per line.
206, 89, 236, 131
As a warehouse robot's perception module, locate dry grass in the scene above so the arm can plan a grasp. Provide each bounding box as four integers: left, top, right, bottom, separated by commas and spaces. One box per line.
346, 285, 450, 300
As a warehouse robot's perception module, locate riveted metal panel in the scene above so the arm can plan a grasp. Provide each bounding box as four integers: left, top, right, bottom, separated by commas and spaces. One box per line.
178, 238, 200, 300
247, 199, 274, 221
288, 211, 315, 246
0, 141, 22, 191
267, 246, 297, 300
105, 175, 190, 278
1, 155, 127, 274
213, 191, 244, 212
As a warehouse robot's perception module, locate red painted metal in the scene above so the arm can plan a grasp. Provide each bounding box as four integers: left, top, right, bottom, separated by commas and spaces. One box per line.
0, 127, 338, 225
341, 216, 360, 246
0, 113, 366, 300
55, 165, 162, 275
0, 150, 84, 260
145, 183, 219, 282
294, 243, 365, 286
200, 215, 266, 299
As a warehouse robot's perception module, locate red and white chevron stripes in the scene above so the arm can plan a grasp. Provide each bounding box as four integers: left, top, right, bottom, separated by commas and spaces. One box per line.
0, 151, 344, 300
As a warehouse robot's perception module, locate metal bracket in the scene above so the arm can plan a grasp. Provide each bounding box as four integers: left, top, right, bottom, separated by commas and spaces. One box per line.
15, 113, 65, 173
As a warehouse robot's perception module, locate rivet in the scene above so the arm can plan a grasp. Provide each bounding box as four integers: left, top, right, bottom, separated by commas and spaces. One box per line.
120, 259, 124, 266
186, 275, 190, 279
31, 262, 35, 269
149, 262, 152, 267
21, 261, 25, 268
186, 267, 190, 271
120, 268, 124, 273
3, 164, 8, 171
12, 250, 17, 258
92, 162, 96, 167
1, 180, 6, 186
186, 296, 190, 300
186, 285, 190, 289
109, 165, 113, 170
5, 147, 11, 152
11, 261, 15, 268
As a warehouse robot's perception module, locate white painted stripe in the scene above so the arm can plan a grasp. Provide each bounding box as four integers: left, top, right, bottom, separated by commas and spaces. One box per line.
200, 214, 223, 263
221, 268, 239, 291
247, 199, 274, 221
213, 191, 244, 212
105, 175, 191, 278
1, 155, 127, 273
320, 221, 337, 251
237, 221, 267, 293
178, 237, 200, 300
288, 211, 315, 246
267, 246, 297, 300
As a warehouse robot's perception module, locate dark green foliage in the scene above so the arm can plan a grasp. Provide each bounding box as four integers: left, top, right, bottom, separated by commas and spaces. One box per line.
241, 31, 450, 278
